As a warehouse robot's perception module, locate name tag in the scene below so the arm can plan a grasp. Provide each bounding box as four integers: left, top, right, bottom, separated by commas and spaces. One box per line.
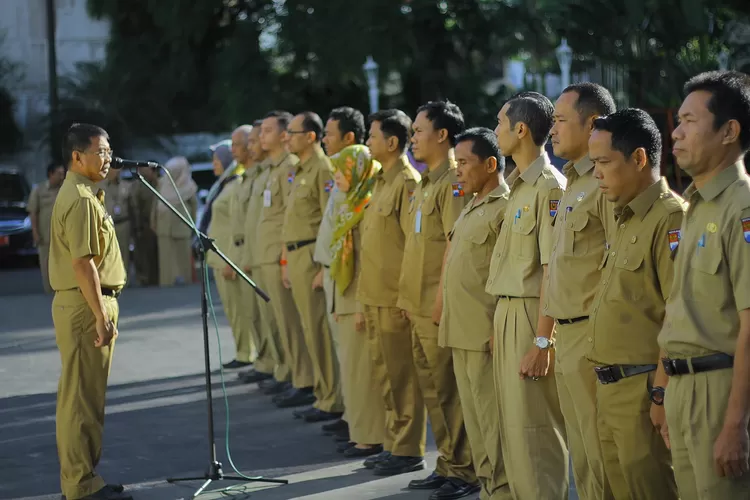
415, 208, 422, 233
263, 190, 271, 207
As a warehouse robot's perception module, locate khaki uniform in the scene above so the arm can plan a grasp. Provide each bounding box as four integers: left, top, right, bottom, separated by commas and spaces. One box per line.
27, 180, 61, 293
440, 182, 511, 499
129, 178, 159, 286
255, 153, 314, 389
397, 159, 474, 482
658, 162, 750, 500
486, 153, 569, 499
283, 147, 343, 413
100, 178, 132, 278
152, 195, 197, 286
586, 178, 682, 499
49, 171, 126, 499
543, 156, 616, 500
357, 157, 424, 457
208, 175, 254, 363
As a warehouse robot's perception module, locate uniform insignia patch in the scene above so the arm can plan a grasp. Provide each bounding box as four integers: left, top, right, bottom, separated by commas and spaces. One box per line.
324, 179, 334, 193
707, 222, 718, 234
742, 218, 750, 243
287, 172, 295, 184
452, 183, 464, 197
668, 229, 681, 251
549, 200, 559, 217
408, 189, 415, 203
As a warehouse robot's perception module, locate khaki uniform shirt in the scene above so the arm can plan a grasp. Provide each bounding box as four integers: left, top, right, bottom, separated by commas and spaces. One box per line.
398, 160, 469, 316
228, 164, 258, 265
659, 162, 750, 357
440, 182, 510, 350
27, 180, 61, 246
282, 147, 333, 244
49, 171, 126, 290
254, 153, 299, 266
243, 160, 272, 269
357, 156, 420, 308
152, 196, 197, 239
99, 178, 132, 225
587, 178, 687, 365
544, 156, 617, 320
486, 153, 566, 298
207, 176, 239, 269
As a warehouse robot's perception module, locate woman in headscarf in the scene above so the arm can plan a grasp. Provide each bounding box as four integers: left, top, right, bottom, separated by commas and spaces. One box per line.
329, 144, 386, 458
152, 156, 199, 286
196, 140, 237, 236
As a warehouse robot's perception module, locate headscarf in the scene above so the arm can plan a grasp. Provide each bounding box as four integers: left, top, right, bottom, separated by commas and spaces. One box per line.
205, 140, 237, 206
329, 145, 380, 293
157, 156, 198, 213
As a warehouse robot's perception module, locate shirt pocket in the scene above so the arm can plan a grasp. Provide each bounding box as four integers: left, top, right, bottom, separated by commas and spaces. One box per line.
422, 199, 444, 241
563, 212, 590, 256
373, 197, 395, 232
613, 251, 645, 301
465, 223, 492, 268
689, 247, 722, 301
511, 215, 536, 260
293, 184, 314, 212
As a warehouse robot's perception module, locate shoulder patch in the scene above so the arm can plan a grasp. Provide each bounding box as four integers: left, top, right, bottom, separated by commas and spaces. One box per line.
668, 229, 681, 251
452, 183, 465, 198
408, 189, 415, 203
742, 217, 750, 243
549, 200, 559, 217
324, 179, 334, 193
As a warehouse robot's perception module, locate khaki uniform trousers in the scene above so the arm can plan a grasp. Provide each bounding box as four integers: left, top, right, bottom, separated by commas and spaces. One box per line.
39, 244, 53, 293
250, 265, 290, 382
410, 315, 475, 483
323, 268, 346, 422
596, 373, 677, 499
666, 368, 750, 500
555, 319, 610, 500
257, 263, 313, 388
114, 222, 130, 278
158, 236, 193, 286
287, 246, 343, 413
364, 305, 425, 457
453, 349, 511, 500
337, 313, 385, 444
53, 290, 118, 500
213, 269, 254, 363
494, 297, 569, 499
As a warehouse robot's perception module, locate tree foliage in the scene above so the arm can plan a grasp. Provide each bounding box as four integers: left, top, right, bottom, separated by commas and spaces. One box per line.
0, 32, 23, 156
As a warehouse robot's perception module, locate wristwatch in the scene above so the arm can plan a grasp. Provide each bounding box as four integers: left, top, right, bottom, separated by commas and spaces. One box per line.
534, 336, 555, 349
650, 386, 665, 406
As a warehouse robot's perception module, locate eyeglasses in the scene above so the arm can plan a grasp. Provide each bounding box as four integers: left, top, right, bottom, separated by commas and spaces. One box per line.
77, 149, 114, 159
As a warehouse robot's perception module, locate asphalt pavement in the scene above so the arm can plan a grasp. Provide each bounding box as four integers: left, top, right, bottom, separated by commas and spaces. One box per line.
0, 266, 579, 500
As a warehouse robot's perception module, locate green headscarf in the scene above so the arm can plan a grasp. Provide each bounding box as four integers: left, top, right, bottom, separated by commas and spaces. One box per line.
329, 145, 380, 293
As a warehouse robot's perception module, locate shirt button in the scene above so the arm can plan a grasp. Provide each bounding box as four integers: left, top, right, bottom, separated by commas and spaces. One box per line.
623, 258, 629, 265
611, 251, 616, 257
588, 337, 593, 343
602, 280, 607, 285
620, 223, 626, 229
488, 279, 493, 285
631, 236, 637, 243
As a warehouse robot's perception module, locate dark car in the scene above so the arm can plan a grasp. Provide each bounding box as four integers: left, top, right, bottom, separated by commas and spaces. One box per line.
0, 166, 35, 260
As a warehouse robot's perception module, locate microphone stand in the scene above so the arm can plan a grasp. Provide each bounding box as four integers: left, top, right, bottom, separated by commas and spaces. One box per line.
130, 167, 288, 497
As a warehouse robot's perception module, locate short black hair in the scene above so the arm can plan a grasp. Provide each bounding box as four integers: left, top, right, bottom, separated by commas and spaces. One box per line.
562, 83, 617, 121
47, 163, 64, 176
252, 119, 263, 127
369, 109, 412, 154
684, 70, 750, 152
328, 107, 366, 144
505, 91, 554, 147
264, 110, 294, 132
592, 108, 662, 169
299, 111, 324, 142
62, 123, 109, 166
454, 127, 506, 174
416, 100, 466, 147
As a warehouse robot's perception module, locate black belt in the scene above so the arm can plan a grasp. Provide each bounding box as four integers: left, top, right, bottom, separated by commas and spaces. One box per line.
323, 264, 330, 269
234, 238, 244, 247
595, 364, 657, 385
557, 316, 588, 325
72, 287, 121, 298
497, 295, 521, 299
286, 239, 317, 252
662, 353, 734, 376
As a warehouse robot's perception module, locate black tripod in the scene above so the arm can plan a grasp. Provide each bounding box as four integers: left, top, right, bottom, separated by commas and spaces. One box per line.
131, 166, 289, 497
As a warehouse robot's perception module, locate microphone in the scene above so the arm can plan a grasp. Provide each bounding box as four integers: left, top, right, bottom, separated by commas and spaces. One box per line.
112, 157, 160, 170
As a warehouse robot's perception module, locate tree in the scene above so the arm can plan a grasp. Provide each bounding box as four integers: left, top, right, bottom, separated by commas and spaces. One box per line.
0, 32, 23, 155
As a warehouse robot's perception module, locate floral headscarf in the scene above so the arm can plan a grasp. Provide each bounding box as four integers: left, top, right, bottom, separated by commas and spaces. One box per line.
329, 145, 380, 293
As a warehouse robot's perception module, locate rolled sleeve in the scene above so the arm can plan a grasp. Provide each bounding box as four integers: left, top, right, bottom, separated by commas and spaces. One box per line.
66, 198, 102, 259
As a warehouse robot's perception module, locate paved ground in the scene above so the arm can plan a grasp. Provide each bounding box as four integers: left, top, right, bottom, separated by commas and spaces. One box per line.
0, 267, 578, 500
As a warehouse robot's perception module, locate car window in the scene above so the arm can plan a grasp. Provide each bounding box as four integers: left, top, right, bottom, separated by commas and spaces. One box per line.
0, 173, 29, 203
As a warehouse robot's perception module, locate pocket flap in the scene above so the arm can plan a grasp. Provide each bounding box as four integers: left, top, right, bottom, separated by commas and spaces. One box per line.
614, 252, 644, 272
692, 248, 721, 275
566, 212, 589, 232
422, 199, 437, 215
466, 226, 491, 245
375, 198, 395, 216
513, 216, 536, 235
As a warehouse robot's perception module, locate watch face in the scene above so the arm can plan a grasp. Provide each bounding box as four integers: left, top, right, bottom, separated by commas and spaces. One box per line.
535, 337, 549, 349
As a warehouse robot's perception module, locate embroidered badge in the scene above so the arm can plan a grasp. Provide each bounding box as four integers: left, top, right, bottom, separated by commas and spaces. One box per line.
324, 179, 334, 193
549, 200, 559, 217
452, 183, 464, 197
742, 218, 750, 243
707, 222, 718, 234
523, 205, 530, 212
287, 172, 295, 184
668, 229, 681, 251
408, 189, 415, 203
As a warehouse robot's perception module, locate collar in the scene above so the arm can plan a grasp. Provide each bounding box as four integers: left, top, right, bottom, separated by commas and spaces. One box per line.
616, 177, 670, 221
271, 153, 291, 169
381, 155, 410, 184
425, 159, 451, 185
518, 153, 550, 185
471, 180, 510, 210
66, 170, 97, 190
684, 161, 746, 202
563, 155, 595, 178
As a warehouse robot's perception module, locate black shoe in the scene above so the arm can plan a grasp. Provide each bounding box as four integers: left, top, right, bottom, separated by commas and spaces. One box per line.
304, 409, 343, 423
344, 444, 383, 458
373, 455, 425, 476
292, 406, 317, 419
276, 388, 316, 408
239, 369, 273, 384
321, 418, 348, 435
258, 378, 278, 390
262, 380, 291, 395
272, 386, 298, 404
72, 485, 132, 500
429, 479, 481, 500
409, 471, 447, 490
332, 428, 351, 442
337, 441, 356, 453
363, 450, 391, 469
223, 359, 252, 369
61, 484, 126, 500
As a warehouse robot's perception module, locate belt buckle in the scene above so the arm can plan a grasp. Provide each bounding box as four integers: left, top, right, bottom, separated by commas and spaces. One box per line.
595, 366, 617, 385
661, 358, 677, 376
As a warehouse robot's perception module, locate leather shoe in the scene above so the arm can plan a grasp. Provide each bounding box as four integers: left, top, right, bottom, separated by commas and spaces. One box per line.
373, 455, 425, 476
223, 359, 252, 369
343, 444, 383, 458
408, 471, 447, 490
238, 369, 273, 384
337, 441, 356, 453
332, 428, 350, 442
303, 409, 343, 423
262, 380, 291, 395
321, 418, 348, 435
61, 484, 126, 500
428, 479, 481, 500
276, 388, 315, 408
363, 450, 391, 469
292, 406, 317, 419
272, 386, 298, 404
